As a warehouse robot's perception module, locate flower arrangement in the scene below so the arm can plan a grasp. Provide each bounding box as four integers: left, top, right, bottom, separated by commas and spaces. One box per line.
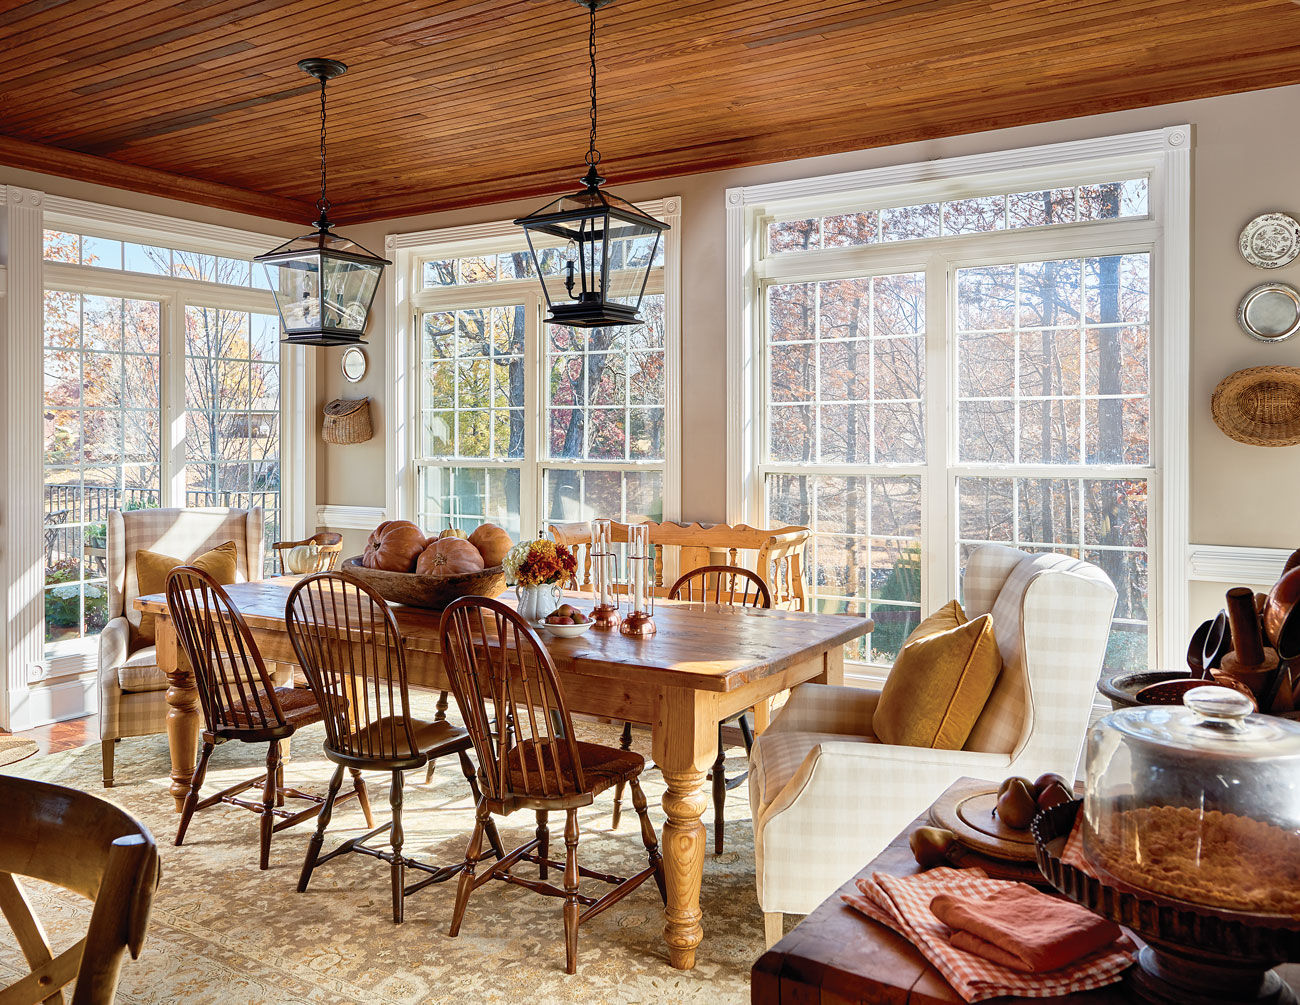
503, 539, 577, 588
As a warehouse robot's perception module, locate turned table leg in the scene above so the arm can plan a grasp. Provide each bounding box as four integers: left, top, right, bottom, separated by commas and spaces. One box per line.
158, 614, 200, 813
654, 688, 716, 970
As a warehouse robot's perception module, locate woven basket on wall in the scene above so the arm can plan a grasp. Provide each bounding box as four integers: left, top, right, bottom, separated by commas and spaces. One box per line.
1211, 366, 1300, 446
322, 397, 373, 444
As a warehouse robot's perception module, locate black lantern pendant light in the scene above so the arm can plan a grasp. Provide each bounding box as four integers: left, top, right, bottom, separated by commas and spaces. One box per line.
256, 59, 390, 347
514, 0, 669, 328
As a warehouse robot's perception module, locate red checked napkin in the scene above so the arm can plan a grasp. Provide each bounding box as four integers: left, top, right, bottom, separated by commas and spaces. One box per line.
842, 868, 1135, 1002
931, 884, 1123, 972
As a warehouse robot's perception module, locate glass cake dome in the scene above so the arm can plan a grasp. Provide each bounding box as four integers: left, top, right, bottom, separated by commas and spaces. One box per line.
1082, 685, 1300, 916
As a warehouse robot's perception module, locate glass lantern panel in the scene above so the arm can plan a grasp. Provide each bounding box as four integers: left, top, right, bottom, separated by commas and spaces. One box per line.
320, 257, 382, 331
267, 255, 323, 332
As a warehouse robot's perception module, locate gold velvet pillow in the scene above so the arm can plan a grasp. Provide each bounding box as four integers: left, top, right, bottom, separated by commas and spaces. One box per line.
871, 599, 1002, 750
132, 541, 238, 648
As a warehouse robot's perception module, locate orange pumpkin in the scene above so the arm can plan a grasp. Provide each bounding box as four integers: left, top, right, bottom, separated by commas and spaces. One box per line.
416, 537, 485, 577
468, 523, 513, 568
362, 520, 427, 572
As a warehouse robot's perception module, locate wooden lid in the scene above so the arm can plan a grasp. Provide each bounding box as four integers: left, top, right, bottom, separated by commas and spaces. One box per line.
324, 397, 369, 416
1212, 366, 1300, 446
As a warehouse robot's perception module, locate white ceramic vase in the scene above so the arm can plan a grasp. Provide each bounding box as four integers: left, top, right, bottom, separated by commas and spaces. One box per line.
515, 582, 562, 624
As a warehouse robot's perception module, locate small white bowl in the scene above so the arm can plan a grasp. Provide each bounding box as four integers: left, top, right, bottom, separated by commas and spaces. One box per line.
540, 619, 595, 638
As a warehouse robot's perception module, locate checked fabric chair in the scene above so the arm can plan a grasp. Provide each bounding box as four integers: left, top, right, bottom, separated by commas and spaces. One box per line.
286, 572, 502, 924
439, 596, 666, 974
748, 545, 1117, 945
167, 566, 370, 870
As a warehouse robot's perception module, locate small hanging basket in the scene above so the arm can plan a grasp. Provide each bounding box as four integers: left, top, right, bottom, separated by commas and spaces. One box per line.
322, 397, 373, 444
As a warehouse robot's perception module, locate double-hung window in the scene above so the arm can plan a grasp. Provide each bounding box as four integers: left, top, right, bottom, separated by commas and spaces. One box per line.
730, 129, 1190, 679
393, 199, 680, 541
39, 217, 301, 662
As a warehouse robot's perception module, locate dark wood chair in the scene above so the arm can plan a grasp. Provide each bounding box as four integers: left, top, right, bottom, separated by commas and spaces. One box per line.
438, 595, 666, 974
0, 775, 159, 1005
285, 571, 502, 924
609, 565, 772, 853
166, 566, 370, 870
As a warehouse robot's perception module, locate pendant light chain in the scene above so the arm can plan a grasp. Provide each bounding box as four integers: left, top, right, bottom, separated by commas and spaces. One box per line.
317, 73, 331, 218
585, 0, 601, 168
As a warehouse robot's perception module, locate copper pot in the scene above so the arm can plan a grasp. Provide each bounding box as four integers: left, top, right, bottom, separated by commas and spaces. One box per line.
1264, 566, 1300, 661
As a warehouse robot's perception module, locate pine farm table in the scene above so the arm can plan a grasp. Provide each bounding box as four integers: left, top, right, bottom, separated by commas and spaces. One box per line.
136, 578, 872, 970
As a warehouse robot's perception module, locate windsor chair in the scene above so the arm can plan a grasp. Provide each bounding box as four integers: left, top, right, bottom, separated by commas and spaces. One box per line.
166, 566, 367, 870
285, 571, 501, 923
439, 596, 666, 973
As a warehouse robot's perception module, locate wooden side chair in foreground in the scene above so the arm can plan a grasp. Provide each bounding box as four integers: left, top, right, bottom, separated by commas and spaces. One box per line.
167, 566, 371, 870
1, 774, 159, 1005
286, 572, 502, 923
439, 596, 666, 974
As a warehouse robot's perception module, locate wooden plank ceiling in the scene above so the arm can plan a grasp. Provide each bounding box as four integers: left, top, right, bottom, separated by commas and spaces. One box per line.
0, 0, 1298, 225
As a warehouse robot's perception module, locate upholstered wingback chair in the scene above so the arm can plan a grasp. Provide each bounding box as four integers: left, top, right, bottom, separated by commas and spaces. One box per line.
748, 545, 1117, 943
99, 507, 265, 787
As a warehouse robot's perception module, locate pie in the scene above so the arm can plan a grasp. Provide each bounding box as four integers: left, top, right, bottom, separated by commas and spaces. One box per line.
1086, 805, 1300, 916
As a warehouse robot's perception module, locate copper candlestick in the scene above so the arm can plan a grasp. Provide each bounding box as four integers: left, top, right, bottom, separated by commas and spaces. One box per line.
619, 610, 656, 636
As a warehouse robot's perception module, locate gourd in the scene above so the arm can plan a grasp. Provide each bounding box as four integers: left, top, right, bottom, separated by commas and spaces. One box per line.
285, 543, 319, 574
416, 537, 485, 577
468, 523, 513, 568
437, 527, 468, 540
362, 520, 428, 572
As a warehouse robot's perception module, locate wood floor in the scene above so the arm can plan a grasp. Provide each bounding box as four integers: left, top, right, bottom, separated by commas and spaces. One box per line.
1, 714, 98, 756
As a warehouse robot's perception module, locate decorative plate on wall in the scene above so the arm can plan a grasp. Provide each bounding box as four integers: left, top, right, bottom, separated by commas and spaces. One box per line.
1239, 212, 1300, 269
1238, 282, 1300, 343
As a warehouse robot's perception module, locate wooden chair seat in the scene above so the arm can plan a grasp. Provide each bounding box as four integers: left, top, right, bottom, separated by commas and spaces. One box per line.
346, 716, 473, 763
506, 740, 645, 799
227, 686, 323, 729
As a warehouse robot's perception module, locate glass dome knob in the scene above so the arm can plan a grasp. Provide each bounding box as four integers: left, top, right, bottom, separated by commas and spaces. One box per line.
1184, 685, 1253, 729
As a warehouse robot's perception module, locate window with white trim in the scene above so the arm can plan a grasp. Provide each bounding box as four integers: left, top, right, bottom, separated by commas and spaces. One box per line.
731, 134, 1188, 678
398, 202, 679, 541
41, 227, 292, 652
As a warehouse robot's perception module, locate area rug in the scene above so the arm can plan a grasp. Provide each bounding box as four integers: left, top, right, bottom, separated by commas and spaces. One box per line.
0, 701, 765, 1004
0, 736, 38, 767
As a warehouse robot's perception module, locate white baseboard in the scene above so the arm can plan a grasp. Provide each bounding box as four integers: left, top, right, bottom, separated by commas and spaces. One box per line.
1187, 544, 1294, 585
11, 675, 98, 730
315, 504, 387, 531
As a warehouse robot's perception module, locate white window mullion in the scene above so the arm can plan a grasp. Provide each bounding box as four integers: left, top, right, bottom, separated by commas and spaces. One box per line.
163, 296, 186, 509
923, 254, 950, 611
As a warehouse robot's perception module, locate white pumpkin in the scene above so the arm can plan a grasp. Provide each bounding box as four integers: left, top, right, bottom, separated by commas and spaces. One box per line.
285, 543, 320, 574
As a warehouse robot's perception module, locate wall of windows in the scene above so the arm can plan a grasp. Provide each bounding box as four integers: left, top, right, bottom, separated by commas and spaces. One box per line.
732, 137, 1183, 677
398, 201, 679, 543
41, 226, 291, 651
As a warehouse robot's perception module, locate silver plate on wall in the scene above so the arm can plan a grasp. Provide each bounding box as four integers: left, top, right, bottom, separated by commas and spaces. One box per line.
1237, 282, 1300, 343
1239, 212, 1300, 269
341, 346, 367, 382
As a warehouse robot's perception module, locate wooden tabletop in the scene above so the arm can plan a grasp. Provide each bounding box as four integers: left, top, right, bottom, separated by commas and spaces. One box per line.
135, 578, 872, 694
751, 779, 1300, 1004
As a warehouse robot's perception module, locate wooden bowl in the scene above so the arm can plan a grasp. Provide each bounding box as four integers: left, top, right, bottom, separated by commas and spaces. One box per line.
340, 556, 506, 610
1097, 670, 1190, 710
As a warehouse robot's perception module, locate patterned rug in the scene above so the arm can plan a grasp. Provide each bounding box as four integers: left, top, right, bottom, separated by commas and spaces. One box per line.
0, 736, 38, 767
0, 702, 764, 1004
